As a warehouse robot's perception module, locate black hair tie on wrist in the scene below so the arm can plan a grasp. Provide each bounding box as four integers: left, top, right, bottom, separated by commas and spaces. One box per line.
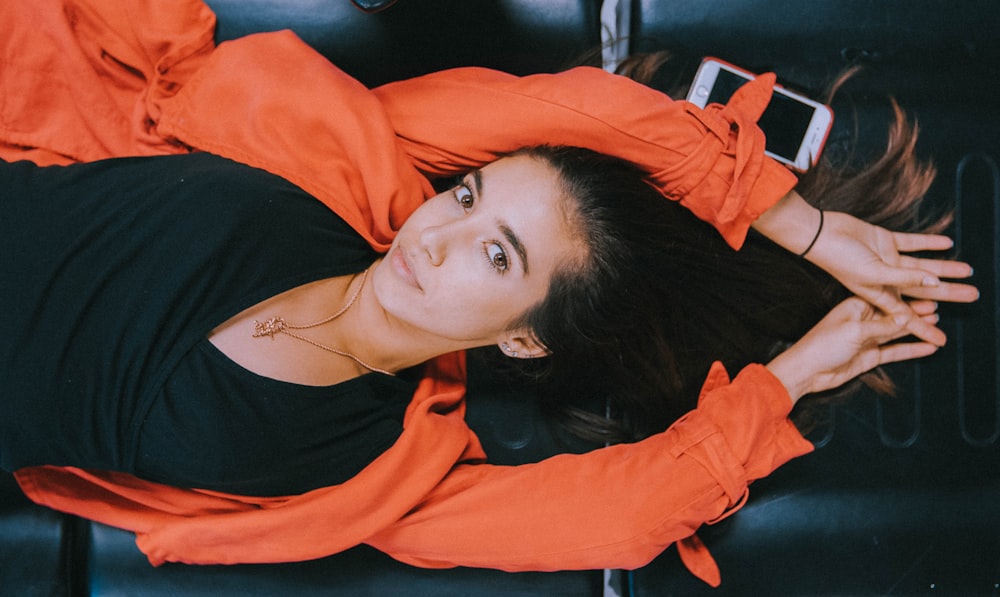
799, 209, 824, 258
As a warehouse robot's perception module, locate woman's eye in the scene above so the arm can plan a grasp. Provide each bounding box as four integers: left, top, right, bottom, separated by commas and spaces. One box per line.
454, 184, 474, 209
485, 243, 508, 272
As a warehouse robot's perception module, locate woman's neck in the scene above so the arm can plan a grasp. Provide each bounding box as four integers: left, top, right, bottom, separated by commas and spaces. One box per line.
337, 266, 477, 375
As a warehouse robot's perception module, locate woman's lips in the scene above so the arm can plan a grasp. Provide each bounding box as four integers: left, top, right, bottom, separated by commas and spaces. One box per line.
391, 246, 422, 290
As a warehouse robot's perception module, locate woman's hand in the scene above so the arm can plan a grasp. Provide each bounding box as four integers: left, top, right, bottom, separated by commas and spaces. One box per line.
753, 191, 979, 346
766, 297, 941, 404
804, 211, 978, 346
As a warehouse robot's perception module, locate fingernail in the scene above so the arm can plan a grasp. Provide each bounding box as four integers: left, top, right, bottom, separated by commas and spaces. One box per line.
894, 314, 909, 326
922, 276, 940, 287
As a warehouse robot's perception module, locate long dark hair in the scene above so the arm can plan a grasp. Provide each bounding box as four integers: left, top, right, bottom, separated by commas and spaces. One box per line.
503, 57, 943, 444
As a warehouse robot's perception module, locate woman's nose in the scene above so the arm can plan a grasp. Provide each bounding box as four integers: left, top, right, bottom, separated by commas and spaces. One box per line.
418, 223, 449, 266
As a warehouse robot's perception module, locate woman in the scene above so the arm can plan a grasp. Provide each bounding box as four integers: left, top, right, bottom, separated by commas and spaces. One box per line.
1, 0, 978, 586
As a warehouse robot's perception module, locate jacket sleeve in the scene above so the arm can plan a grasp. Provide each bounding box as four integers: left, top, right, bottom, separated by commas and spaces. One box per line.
0, 0, 216, 165
15, 364, 812, 585
366, 363, 813, 575
152, 32, 794, 252
373, 67, 799, 249
153, 30, 434, 253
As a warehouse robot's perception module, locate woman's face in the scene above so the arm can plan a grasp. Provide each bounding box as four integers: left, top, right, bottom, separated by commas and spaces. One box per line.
371, 154, 583, 351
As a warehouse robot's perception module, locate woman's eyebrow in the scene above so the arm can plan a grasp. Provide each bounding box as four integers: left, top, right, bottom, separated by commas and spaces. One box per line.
475, 169, 529, 275
498, 222, 529, 275
471, 169, 483, 197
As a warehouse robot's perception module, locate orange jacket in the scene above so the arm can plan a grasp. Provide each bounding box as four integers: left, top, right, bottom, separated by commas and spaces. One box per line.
2, 0, 810, 587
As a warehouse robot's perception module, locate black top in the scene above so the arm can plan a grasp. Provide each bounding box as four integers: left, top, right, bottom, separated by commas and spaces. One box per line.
0, 153, 416, 496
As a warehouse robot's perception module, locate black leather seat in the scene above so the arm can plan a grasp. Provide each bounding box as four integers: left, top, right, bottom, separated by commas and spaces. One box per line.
207, 0, 602, 87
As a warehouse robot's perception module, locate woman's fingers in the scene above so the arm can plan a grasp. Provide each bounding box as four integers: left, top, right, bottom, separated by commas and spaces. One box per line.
857, 306, 941, 370
861, 259, 936, 289
899, 280, 981, 303
874, 256, 977, 302
848, 254, 976, 346
897, 254, 975, 279
892, 231, 957, 253
862, 307, 916, 342
851, 288, 947, 346
894, 255, 978, 303
866, 300, 947, 347
909, 299, 939, 316
877, 340, 940, 366
921, 312, 941, 325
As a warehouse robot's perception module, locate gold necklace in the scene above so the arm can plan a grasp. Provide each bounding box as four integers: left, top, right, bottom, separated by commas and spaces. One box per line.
251, 269, 393, 376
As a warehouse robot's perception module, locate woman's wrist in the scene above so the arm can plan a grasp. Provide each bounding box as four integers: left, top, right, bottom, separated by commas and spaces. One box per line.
765, 352, 811, 405
751, 190, 824, 257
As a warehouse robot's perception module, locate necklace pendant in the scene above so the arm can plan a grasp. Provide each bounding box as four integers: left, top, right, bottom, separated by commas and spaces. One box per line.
252, 316, 287, 339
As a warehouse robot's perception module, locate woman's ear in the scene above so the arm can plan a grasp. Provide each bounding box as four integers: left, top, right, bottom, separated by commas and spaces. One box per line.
498, 332, 550, 359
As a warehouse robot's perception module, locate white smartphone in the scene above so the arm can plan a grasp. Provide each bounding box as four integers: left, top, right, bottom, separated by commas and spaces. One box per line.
687, 57, 833, 172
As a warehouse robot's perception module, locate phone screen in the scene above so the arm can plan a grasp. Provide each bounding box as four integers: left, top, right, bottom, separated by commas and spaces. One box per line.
707, 69, 816, 162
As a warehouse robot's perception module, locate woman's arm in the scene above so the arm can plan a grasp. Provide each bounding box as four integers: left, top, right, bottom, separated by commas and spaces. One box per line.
372, 65, 979, 344
15, 361, 806, 587
364, 293, 938, 573
373, 67, 798, 250
366, 362, 811, 574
